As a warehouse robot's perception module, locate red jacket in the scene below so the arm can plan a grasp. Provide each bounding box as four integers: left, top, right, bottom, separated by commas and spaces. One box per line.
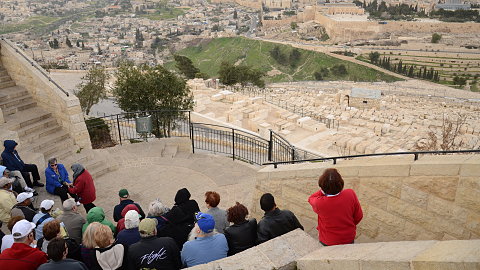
308, 189, 363, 246
68, 169, 96, 204
0, 243, 48, 270
116, 204, 140, 233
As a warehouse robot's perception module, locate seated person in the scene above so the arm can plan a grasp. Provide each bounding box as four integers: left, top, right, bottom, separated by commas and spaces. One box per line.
224, 202, 257, 256
113, 189, 145, 222
57, 198, 85, 245
205, 191, 229, 234
0, 177, 17, 224
116, 210, 141, 247
38, 237, 88, 270
37, 220, 82, 261
32, 199, 55, 240
181, 212, 228, 267
257, 193, 304, 244
1, 140, 44, 188
0, 165, 36, 195
45, 158, 78, 203
11, 192, 36, 222
1, 216, 25, 252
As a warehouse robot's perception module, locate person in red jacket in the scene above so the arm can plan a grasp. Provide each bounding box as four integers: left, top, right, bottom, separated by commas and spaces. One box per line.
0, 219, 48, 269
308, 168, 363, 246
68, 164, 96, 214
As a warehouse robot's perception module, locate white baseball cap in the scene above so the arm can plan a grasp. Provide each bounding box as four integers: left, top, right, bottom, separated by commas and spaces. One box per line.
16, 192, 33, 203
40, 199, 54, 210
12, 219, 36, 239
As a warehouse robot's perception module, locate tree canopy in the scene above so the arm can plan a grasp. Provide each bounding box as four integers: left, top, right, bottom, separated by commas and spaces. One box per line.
75, 65, 109, 115
174, 55, 201, 79
218, 62, 265, 88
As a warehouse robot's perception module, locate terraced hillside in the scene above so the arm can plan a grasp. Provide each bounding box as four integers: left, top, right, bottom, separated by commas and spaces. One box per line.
172, 37, 401, 83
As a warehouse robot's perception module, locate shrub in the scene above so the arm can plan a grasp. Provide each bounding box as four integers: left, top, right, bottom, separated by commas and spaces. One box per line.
85, 118, 115, 149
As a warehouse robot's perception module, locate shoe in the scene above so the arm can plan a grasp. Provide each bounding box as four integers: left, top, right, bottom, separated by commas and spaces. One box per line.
32, 191, 38, 196
76, 201, 81, 206
33, 181, 44, 187
24, 187, 36, 193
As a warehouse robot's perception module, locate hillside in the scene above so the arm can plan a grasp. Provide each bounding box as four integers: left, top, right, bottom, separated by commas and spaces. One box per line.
172, 37, 402, 83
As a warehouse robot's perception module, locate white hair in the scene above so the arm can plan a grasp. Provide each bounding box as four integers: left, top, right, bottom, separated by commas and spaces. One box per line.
187, 223, 216, 241
124, 210, 140, 229
63, 198, 76, 211
147, 199, 169, 217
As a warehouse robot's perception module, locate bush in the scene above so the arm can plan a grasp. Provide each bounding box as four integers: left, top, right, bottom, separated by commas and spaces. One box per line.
431, 33, 442, 43
85, 118, 115, 149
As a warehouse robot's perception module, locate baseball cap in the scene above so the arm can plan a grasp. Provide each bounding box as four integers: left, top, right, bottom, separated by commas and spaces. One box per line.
139, 218, 157, 235
118, 189, 129, 198
16, 192, 33, 203
12, 220, 36, 239
40, 199, 54, 210
195, 212, 215, 233
0, 177, 14, 187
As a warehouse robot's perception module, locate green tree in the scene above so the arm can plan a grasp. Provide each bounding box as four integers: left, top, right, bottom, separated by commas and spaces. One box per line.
218, 62, 265, 88
331, 64, 348, 76
174, 55, 201, 79
289, 49, 301, 68
112, 62, 194, 137
75, 66, 109, 115
135, 28, 144, 48
431, 33, 442, 43
313, 71, 323, 80
368, 51, 380, 64
290, 22, 298, 30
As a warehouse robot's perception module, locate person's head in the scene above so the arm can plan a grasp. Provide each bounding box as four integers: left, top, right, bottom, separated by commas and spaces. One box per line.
43, 220, 61, 241
16, 192, 34, 206
205, 191, 220, 208
4, 140, 18, 153
12, 219, 36, 245
8, 216, 24, 233
94, 224, 113, 248
63, 198, 77, 212
147, 199, 169, 217
195, 212, 215, 234
125, 210, 140, 229
48, 157, 58, 169
0, 176, 14, 190
138, 218, 157, 238
174, 188, 191, 205
318, 168, 344, 195
47, 237, 68, 262
118, 188, 129, 201
40, 199, 54, 214
82, 222, 102, 248
260, 193, 276, 212
227, 202, 249, 224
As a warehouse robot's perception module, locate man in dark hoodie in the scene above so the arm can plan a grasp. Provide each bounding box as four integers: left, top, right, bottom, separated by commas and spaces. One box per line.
1, 140, 44, 188
112, 188, 145, 222
173, 188, 200, 225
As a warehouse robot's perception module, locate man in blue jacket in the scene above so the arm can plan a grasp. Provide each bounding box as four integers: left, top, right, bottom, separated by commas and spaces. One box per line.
45, 157, 77, 203
1, 140, 43, 188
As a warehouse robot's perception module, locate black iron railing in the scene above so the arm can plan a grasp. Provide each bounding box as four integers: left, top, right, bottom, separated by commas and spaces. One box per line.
263, 149, 480, 168
0, 38, 70, 97
86, 110, 323, 165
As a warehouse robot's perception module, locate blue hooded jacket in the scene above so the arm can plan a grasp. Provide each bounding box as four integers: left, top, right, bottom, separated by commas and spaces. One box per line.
1, 140, 25, 171
45, 163, 71, 194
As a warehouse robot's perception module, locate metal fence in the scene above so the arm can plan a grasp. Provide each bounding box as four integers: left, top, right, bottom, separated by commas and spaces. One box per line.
85, 110, 323, 165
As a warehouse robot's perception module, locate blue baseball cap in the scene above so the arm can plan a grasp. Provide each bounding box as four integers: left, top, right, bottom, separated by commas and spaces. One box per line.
195, 212, 215, 233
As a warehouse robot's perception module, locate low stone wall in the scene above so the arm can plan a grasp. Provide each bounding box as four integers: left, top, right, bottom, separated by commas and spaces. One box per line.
0, 39, 91, 150
188, 229, 321, 270
297, 239, 480, 270
251, 155, 480, 242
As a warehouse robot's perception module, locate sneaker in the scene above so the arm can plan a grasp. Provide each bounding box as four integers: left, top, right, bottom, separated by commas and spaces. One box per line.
76, 201, 81, 206
32, 191, 38, 196
33, 181, 44, 187
24, 187, 35, 193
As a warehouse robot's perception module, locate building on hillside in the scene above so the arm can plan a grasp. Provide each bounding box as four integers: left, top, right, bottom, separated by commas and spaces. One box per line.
435, 0, 471, 10
263, 0, 292, 10
346, 88, 381, 109
316, 2, 365, 15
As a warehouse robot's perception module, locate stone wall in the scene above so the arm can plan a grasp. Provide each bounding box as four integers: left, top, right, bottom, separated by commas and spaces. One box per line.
251, 155, 480, 242
315, 14, 480, 42
0, 39, 91, 150
298, 239, 480, 270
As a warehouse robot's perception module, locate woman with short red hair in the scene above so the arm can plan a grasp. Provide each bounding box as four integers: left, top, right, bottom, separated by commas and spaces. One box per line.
205, 191, 229, 233
308, 168, 363, 246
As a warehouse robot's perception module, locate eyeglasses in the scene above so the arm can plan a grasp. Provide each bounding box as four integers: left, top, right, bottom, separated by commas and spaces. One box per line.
51, 164, 58, 167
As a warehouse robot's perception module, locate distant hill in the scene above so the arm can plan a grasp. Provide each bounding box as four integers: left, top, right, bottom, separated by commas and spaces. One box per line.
170, 37, 401, 83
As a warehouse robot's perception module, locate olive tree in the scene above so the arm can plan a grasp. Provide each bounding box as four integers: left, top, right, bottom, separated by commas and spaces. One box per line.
75, 65, 109, 115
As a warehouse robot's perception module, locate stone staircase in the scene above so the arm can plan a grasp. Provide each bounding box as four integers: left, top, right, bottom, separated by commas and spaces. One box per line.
0, 64, 114, 181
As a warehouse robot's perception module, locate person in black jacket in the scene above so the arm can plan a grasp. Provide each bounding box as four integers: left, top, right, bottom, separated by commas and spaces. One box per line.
173, 188, 199, 225
224, 202, 257, 256
1, 140, 44, 188
128, 218, 181, 270
113, 189, 145, 222
257, 193, 304, 244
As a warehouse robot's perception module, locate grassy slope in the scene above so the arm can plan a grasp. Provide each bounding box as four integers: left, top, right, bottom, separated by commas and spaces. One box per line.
173, 37, 401, 83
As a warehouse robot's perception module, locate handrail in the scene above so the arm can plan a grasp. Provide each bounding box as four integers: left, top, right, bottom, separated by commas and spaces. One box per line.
192, 122, 269, 142
263, 149, 480, 168
0, 37, 70, 97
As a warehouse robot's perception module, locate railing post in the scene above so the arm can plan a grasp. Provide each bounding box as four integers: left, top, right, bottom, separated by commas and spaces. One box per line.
268, 130, 273, 161
291, 147, 295, 163
190, 123, 195, 154
232, 128, 235, 161
188, 111, 191, 137
116, 115, 122, 146
333, 158, 337, 165
414, 153, 418, 161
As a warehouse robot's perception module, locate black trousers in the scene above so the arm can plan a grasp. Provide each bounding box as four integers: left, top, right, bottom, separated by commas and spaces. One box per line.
54, 185, 79, 203
21, 163, 40, 188
83, 202, 96, 213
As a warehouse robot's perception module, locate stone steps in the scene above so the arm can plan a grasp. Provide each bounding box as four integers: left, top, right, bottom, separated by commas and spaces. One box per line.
0, 94, 37, 116
4, 107, 52, 130
0, 75, 12, 83
16, 117, 59, 138
0, 80, 16, 89
0, 86, 30, 103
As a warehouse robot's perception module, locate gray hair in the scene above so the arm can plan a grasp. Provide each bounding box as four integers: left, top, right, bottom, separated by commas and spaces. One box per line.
48, 157, 57, 165
63, 198, 76, 211
147, 199, 169, 217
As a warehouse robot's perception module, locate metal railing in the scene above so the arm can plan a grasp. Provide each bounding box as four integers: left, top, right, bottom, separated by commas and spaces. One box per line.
263, 149, 480, 168
0, 37, 70, 96
86, 110, 323, 165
